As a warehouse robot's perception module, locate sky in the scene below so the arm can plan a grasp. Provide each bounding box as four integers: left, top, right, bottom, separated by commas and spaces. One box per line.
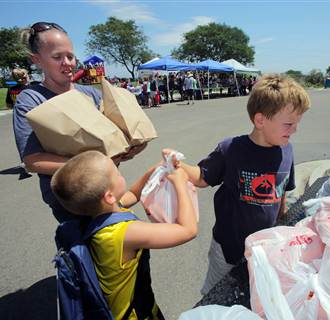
1, 0, 329, 77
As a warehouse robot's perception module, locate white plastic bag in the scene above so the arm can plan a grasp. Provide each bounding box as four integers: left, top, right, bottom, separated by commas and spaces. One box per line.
140, 151, 199, 223
246, 226, 330, 320
245, 226, 324, 298
285, 246, 330, 320
251, 245, 295, 320
303, 197, 330, 245
177, 304, 262, 320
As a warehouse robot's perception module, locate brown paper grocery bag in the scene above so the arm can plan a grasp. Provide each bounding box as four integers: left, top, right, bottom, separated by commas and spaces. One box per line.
26, 89, 129, 157
101, 78, 157, 146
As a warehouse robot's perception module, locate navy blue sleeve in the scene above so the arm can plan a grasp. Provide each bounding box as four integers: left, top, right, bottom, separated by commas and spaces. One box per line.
13, 90, 45, 160
198, 143, 226, 187
284, 144, 295, 191
286, 161, 295, 191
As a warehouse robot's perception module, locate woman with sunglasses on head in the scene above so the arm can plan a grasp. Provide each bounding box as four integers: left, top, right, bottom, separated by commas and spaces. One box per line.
12, 22, 104, 222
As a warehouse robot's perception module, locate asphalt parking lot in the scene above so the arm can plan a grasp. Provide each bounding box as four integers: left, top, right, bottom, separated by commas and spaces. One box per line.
1, 88, 330, 320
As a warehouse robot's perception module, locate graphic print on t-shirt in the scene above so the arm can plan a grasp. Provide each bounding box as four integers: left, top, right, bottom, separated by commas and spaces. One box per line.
239, 170, 289, 205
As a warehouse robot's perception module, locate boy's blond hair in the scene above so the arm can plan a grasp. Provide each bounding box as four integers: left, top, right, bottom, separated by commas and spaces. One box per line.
51, 151, 112, 216
247, 74, 310, 121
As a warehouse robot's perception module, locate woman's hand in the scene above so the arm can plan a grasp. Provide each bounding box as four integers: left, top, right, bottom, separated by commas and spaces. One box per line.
112, 142, 148, 166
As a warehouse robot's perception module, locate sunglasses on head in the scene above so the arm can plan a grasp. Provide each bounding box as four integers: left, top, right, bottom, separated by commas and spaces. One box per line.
30, 22, 67, 35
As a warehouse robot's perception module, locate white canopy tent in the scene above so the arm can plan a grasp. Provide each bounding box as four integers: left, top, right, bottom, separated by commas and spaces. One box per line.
222, 59, 261, 74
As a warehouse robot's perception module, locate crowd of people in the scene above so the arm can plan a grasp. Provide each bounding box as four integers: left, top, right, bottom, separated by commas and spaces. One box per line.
8, 20, 312, 320
103, 72, 259, 108
6, 65, 258, 111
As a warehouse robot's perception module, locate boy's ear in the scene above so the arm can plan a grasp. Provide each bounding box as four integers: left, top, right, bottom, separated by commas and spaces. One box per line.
103, 190, 117, 205
253, 113, 265, 129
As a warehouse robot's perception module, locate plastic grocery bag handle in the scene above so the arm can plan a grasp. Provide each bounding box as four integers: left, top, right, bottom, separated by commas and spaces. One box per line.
141, 166, 167, 195
252, 245, 294, 320
141, 151, 185, 196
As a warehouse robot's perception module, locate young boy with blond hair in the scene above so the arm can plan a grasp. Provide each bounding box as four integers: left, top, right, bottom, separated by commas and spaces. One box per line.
51, 150, 197, 320
164, 74, 311, 295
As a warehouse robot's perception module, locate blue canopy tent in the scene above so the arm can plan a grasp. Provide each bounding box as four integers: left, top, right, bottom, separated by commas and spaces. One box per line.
138, 57, 192, 100
188, 59, 237, 99
138, 56, 191, 71
193, 59, 234, 72
83, 55, 104, 65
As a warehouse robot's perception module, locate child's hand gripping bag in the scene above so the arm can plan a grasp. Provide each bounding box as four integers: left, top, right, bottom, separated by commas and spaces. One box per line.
140, 151, 199, 223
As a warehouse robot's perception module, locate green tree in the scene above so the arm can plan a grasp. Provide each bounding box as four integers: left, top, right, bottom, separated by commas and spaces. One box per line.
305, 69, 324, 86
172, 23, 255, 64
0, 27, 30, 78
284, 70, 305, 84
86, 17, 154, 79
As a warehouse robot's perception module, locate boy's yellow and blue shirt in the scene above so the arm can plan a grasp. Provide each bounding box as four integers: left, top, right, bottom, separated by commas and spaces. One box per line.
89, 209, 142, 320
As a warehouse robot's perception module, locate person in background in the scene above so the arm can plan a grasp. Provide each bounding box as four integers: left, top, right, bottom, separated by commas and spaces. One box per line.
169, 73, 175, 103
183, 72, 195, 105
149, 75, 158, 107
164, 74, 311, 295
133, 79, 144, 106
6, 68, 30, 109
177, 73, 184, 101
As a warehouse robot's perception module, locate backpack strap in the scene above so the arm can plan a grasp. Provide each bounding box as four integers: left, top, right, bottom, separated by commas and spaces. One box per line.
83, 211, 137, 240
81, 211, 138, 319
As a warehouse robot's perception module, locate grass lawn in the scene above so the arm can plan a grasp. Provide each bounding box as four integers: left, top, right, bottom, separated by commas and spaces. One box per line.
0, 88, 7, 110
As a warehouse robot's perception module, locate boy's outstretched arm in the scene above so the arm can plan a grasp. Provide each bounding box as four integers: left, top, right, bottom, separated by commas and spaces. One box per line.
162, 148, 208, 188
124, 168, 198, 250
119, 163, 160, 208
278, 192, 288, 219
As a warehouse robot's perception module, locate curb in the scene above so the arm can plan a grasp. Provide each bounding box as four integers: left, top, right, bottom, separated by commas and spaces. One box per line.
0, 109, 12, 117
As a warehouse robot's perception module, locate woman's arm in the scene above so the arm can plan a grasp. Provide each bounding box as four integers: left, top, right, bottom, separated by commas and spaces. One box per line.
23, 152, 69, 175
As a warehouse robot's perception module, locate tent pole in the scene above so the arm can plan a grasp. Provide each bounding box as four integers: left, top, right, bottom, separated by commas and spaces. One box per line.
234, 71, 240, 97
196, 71, 203, 100
167, 70, 170, 104
208, 70, 210, 100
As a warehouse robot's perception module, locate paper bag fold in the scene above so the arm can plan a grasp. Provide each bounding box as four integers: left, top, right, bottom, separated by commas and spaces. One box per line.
26, 89, 129, 157
102, 78, 157, 146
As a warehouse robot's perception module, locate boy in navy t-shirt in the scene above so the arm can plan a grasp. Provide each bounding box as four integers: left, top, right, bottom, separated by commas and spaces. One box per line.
164, 74, 311, 295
